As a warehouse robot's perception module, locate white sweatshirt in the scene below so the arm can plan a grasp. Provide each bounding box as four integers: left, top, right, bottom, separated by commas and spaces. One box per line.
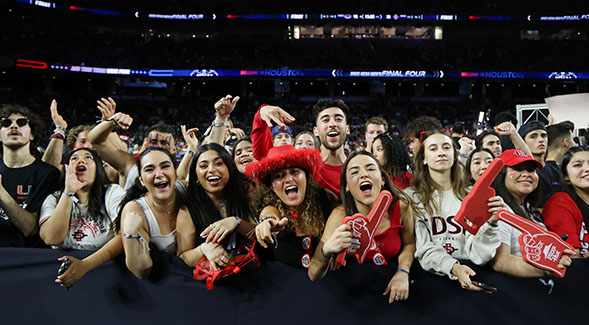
404, 188, 501, 280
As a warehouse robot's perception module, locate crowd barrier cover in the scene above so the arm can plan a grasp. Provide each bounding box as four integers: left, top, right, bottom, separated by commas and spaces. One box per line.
0, 247, 585, 324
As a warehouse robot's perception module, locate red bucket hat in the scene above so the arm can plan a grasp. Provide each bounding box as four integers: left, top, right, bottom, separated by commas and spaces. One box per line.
245, 146, 321, 184
498, 149, 543, 169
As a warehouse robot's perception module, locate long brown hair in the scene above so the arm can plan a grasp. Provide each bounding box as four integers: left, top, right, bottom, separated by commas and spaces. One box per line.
340, 150, 409, 216
410, 130, 468, 217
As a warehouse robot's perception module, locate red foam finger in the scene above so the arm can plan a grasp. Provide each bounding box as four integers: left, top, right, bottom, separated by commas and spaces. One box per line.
336, 191, 393, 266
456, 159, 504, 235
497, 209, 575, 278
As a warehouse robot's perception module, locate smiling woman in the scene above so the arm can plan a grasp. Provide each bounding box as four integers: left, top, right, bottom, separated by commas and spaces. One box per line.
115, 148, 189, 279
176, 143, 256, 273
490, 149, 575, 276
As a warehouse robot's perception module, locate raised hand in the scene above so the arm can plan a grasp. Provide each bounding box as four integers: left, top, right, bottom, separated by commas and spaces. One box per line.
97, 97, 117, 120
259, 105, 296, 128
50, 99, 68, 129
494, 121, 516, 136
64, 163, 90, 194
112, 112, 133, 130
214, 95, 240, 120
181, 125, 199, 151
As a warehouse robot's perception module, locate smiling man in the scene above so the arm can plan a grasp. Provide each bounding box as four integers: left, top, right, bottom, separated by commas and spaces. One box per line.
311, 99, 350, 196
0, 105, 60, 247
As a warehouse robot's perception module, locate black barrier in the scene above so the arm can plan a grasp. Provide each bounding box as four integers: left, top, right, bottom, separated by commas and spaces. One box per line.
0, 248, 585, 324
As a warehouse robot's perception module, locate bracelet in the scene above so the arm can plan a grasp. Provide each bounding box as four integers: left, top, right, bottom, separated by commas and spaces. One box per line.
397, 268, 410, 276
212, 121, 229, 128
62, 191, 78, 203
541, 269, 552, 278
321, 247, 332, 259
233, 216, 240, 226
53, 127, 66, 134
260, 216, 277, 223
186, 150, 196, 156
487, 220, 499, 227
123, 233, 150, 253
105, 116, 119, 126
50, 133, 65, 140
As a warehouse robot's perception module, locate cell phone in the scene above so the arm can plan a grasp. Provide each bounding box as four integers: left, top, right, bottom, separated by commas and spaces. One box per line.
57, 258, 71, 276
57, 258, 73, 290
471, 281, 498, 293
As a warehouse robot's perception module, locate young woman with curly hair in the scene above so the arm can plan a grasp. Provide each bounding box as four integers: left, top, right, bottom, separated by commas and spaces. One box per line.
246, 145, 335, 268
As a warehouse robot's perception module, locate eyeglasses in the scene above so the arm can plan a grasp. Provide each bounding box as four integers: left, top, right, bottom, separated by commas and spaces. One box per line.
1, 118, 29, 128
419, 129, 451, 144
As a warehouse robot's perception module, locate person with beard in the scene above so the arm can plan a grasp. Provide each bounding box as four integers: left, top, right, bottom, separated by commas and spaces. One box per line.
0, 104, 60, 247
252, 99, 350, 197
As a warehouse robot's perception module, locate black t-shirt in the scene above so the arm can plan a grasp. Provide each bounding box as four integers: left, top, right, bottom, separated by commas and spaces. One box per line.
535, 160, 564, 209
0, 158, 61, 247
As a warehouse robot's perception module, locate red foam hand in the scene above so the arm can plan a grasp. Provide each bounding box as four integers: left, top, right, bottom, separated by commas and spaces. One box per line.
456, 158, 504, 235
497, 209, 574, 278
336, 191, 392, 266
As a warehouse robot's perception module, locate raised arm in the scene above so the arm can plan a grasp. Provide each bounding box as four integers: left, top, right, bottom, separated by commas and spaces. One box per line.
203, 95, 239, 146
88, 108, 135, 178
495, 122, 532, 156
39, 164, 91, 245
176, 125, 199, 181
42, 99, 67, 171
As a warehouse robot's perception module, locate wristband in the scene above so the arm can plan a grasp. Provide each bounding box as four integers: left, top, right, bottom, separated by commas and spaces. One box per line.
233, 216, 240, 226
123, 233, 150, 253
212, 121, 229, 128
105, 116, 119, 126
186, 150, 196, 156
321, 247, 332, 259
50, 133, 65, 140
62, 191, 79, 203
53, 127, 66, 135
397, 268, 410, 276
260, 216, 277, 223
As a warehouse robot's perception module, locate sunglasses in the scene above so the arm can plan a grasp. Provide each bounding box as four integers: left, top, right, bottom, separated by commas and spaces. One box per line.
1, 118, 29, 128
419, 129, 451, 144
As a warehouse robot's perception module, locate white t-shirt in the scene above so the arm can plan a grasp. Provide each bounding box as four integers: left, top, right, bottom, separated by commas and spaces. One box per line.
499, 204, 546, 257
124, 164, 139, 190
40, 184, 126, 250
